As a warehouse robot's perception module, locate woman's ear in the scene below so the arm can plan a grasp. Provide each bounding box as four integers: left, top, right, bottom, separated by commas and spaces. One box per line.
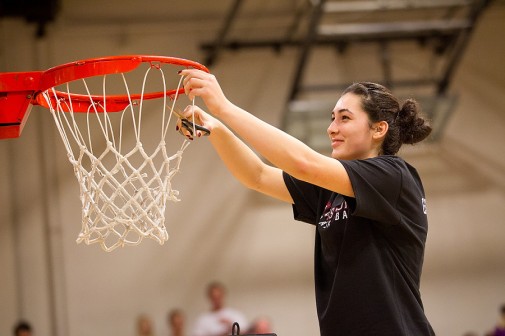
372, 120, 389, 140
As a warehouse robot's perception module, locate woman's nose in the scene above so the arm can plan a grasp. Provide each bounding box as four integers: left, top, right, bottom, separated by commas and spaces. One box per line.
327, 121, 338, 135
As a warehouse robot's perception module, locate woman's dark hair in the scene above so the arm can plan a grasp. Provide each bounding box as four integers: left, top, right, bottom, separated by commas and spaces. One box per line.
342, 82, 432, 155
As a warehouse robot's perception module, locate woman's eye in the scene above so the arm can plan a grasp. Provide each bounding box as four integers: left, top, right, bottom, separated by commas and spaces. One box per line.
331, 113, 350, 122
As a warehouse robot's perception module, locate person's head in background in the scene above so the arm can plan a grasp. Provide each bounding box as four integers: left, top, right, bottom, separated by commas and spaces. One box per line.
248, 316, 273, 333
206, 281, 227, 311
136, 314, 154, 336
13, 321, 32, 336
167, 309, 185, 336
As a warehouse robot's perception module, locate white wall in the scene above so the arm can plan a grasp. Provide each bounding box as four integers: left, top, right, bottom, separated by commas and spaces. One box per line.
1, 3, 504, 336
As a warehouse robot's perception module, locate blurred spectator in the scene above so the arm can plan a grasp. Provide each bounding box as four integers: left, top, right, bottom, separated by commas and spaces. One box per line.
137, 314, 155, 336
167, 309, 185, 336
192, 281, 248, 336
491, 303, 505, 336
13, 321, 33, 336
247, 316, 273, 334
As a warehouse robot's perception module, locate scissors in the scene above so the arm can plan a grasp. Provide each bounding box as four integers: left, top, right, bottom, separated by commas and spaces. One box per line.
172, 108, 211, 137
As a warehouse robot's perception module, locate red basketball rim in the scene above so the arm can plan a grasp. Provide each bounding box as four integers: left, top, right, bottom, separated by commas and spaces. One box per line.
37, 55, 209, 112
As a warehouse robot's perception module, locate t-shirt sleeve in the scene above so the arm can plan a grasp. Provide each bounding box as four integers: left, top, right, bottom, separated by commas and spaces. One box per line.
339, 156, 403, 226
283, 171, 321, 225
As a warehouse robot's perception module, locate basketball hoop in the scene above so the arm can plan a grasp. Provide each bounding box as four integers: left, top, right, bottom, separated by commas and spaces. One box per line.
0, 55, 209, 251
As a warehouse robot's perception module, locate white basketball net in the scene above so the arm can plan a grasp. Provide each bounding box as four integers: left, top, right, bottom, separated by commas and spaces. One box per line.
41, 63, 192, 252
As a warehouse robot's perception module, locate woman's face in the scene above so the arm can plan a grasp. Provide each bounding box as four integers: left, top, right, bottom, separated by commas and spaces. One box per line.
328, 92, 379, 160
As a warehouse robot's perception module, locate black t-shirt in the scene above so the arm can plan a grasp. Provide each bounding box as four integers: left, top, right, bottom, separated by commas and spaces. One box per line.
283, 156, 435, 336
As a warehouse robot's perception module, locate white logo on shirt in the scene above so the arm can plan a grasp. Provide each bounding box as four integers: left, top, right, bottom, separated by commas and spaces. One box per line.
318, 199, 348, 229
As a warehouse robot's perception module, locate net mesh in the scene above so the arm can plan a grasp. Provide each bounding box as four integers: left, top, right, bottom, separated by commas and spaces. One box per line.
41, 61, 192, 251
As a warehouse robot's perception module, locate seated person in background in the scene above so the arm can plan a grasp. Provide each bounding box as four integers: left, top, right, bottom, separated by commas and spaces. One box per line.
136, 314, 155, 336
13, 321, 33, 336
192, 281, 248, 336
247, 316, 273, 334
167, 309, 185, 336
491, 304, 505, 336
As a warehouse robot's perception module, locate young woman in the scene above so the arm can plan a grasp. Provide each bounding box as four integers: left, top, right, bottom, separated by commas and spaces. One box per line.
177, 69, 435, 336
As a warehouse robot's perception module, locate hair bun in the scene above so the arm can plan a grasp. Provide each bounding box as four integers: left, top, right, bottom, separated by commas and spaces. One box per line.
397, 99, 432, 144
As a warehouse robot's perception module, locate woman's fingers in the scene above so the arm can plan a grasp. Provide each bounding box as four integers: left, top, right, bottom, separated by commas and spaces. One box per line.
174, 105, 211, 139
180, 70, 216, 100
175, 119, 192, 140
182, 104, 196, 118
179, 69, 228, 117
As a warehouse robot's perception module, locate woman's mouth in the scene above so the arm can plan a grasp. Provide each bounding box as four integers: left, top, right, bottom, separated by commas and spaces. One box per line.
331, 138, 344, 147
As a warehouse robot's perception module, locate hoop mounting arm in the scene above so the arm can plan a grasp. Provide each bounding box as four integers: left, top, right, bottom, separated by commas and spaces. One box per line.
0, 71, 42, 139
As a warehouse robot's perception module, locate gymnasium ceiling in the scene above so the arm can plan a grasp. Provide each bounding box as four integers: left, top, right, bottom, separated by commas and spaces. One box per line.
6, 0, 496, 92
2, 0, 501, 148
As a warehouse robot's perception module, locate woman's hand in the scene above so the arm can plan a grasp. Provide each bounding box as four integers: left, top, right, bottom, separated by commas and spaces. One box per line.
179, 69, 232, 117
176, 104, 220, 140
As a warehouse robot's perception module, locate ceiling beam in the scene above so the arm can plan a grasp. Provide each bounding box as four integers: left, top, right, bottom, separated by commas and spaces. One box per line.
437, 0, 492, 94
200, 28, 461, 51
318, 19, 470, 37
204, 0, 244, 67
323, 0, 472, 13
288, 0, 327, 101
